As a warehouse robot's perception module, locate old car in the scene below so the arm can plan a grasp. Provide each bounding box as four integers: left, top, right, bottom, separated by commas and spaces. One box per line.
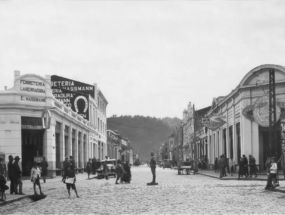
96, 159, 117, 179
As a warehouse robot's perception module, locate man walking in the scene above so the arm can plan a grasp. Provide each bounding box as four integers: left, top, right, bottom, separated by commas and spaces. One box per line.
148, 152, 157, 185
7, 155, 15, 194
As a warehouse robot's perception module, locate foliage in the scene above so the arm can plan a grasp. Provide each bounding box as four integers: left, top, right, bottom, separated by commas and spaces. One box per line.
107, 115, 181, 161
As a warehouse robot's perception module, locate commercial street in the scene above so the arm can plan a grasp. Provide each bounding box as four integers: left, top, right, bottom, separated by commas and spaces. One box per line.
1, 166, 285, 214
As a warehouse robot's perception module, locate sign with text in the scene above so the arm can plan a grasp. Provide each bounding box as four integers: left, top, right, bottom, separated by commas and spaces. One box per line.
21, 116, 43, 130
51, 75, 94, 120
20, 79, 46, 94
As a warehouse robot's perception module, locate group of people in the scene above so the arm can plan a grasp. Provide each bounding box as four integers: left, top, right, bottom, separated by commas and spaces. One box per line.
114, 160, 131, 184
214, 154, 258, 179
0, 155, 49, 200
238, 154, 258, 179
85, 158, 102, 179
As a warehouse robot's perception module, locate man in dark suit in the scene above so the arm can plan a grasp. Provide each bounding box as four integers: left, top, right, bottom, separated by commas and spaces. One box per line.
149, 152, 157, 184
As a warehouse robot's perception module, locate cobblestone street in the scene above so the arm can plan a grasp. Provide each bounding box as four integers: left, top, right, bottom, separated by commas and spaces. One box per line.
1, 166, 285, 214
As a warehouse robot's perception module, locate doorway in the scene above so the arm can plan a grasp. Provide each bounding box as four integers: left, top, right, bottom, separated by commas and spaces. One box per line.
259, 124, 281, 170
21, 129, 44, 176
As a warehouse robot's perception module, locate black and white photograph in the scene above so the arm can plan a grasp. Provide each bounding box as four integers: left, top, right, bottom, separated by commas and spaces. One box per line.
1, 0, 285, 214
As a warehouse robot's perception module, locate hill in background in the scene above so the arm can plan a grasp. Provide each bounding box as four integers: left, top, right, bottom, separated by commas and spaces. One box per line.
107, 115, 181, 161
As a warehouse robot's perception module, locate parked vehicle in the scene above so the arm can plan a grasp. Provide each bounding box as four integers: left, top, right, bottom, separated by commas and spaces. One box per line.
97, 159, 117, 178
162, 159, 172, 169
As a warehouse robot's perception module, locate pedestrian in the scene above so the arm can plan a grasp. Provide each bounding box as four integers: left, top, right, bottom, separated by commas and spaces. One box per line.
13, 156, 23, 195
238, 156, 244, 179
0, 157, 7, 178
122, 160, 131, 183
265, 156, 278, 190
62, 164, 79, 198
228, 158, 234, 176
0, 157, 8, 201
86, 159, 92, 179
7, 155, 15, 194
249, 155, 257, 178
242, 154, 249, 178
148, 152, 157, 185
103, 160, 109, 180
92, 157, 96, 174
41, 157, 48, 183
115, 160, 123, 184
277, 151, 285, 180
214, 157, 218, 173
69, 156, 76, 170
31, 162, 44, 196
218, 155, 226, 178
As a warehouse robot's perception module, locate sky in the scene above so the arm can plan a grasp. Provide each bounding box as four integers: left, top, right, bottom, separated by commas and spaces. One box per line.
0, 0, 285, 119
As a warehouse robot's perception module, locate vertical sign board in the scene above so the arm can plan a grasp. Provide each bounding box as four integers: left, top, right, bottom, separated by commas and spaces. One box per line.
51, 75, 94, 120
281, 119, 285, 152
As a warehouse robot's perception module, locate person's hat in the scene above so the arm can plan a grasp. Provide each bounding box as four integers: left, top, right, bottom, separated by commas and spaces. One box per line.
15, 156, 20, 160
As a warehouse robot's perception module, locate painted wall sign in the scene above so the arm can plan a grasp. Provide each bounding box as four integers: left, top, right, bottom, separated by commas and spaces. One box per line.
51, 75, 94, 120
243, 96, 282, 127
253, 96, 281, 127
20, 79, 46, 94
21, 96, 46, 103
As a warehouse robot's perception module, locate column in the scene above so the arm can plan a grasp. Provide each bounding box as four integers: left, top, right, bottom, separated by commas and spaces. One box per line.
60, 123, 65, 168
74, 129, 79, 168
80, 131, 84, 168
68, 126, 72, 157
43, 118, 56, 177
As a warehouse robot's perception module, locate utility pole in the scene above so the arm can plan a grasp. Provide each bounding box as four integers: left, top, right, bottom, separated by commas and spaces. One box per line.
268, 69, 276, 156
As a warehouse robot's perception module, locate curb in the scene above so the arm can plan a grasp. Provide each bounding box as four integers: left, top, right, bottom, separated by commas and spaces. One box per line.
197, 172, 269, 181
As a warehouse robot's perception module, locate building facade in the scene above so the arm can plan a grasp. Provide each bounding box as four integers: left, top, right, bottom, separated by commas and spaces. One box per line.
205, 64, 285, 169
182, 102, 195, 161
0, 71, 108, 176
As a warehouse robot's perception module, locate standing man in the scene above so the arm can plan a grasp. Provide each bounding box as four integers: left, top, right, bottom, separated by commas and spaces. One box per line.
7, 155, 15, 194
148, 152, 157, 185
249, 155, 257, 178
13, 156, 23, 195
41, 157, 48, 183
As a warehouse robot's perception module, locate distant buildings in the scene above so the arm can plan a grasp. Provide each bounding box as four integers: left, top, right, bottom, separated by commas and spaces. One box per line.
107, 129, 134, 165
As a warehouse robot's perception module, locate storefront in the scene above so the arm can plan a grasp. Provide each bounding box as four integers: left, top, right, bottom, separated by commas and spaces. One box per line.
0, 71, 104, 176
206, 64, 285, 169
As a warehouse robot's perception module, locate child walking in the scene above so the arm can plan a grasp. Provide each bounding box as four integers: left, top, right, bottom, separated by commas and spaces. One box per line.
31, 162, 44, 196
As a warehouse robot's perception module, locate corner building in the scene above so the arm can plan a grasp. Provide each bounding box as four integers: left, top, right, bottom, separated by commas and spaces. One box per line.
0, 71, 107, 176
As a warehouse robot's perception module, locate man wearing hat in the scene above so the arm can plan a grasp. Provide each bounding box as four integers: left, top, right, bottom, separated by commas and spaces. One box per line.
13, 156, 23, 195
148, 152, 157, 185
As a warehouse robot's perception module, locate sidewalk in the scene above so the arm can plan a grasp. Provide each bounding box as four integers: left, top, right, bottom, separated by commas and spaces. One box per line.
197, 169, 285, 181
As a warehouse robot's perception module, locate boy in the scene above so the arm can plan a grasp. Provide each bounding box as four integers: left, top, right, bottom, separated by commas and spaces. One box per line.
31, 162, 44, 196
